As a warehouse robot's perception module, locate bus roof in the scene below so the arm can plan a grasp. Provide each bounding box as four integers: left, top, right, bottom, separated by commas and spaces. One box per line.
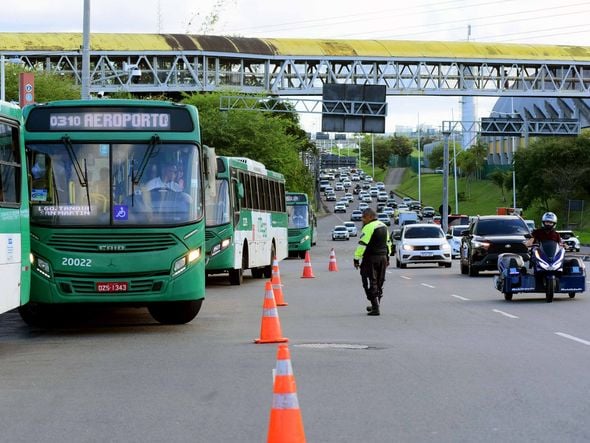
0, 100, 22, 122
223, 156, 284, 181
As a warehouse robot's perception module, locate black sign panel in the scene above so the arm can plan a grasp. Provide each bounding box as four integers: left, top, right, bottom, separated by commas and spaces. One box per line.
322, 84, 386, 134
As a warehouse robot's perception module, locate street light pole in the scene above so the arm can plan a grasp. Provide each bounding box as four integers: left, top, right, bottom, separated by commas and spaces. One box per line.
417, 113, 421, 202
81, 0, 91, 99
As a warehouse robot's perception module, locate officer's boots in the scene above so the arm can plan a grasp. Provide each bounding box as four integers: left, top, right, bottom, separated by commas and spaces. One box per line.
367, 298, 380, 316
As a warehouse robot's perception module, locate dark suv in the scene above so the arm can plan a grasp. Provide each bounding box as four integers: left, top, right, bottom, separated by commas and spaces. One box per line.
460, 215, 530, 276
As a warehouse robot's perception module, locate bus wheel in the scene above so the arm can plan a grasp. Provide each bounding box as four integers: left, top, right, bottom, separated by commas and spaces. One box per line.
148, 299, 203, 324
263, 243, 276, 278
229, 268, 243, 285
18, 303, 52, 327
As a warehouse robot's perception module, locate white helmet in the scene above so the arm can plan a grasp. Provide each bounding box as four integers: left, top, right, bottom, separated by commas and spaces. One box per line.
541, 212, 557, 226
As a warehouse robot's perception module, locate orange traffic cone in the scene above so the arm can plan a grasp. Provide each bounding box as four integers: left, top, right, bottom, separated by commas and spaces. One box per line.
255, 281, 288, 344
271, 257, 288, 307
328, 248, 338, 272
267, 344, 306, 443
300, 250, 315, 278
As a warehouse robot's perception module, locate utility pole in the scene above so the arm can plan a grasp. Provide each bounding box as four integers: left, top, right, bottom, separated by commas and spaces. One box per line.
81, 0, 91, 99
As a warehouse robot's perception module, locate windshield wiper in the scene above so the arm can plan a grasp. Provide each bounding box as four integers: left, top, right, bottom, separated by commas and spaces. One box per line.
132, 134, 160, 186
62, 136, 91, 212
130, 135, 160, 206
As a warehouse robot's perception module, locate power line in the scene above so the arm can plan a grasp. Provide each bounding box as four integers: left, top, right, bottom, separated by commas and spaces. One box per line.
227, 0, 502, 35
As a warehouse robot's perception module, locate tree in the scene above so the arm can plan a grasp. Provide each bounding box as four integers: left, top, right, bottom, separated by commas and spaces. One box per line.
3, 63, 80, 102
488, 170, 511, 203
181, 92, 314, 197
515, 136, 590, 211
427, 144, 444, 170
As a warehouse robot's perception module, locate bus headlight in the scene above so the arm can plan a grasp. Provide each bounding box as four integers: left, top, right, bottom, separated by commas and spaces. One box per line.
31, 254, 51, 278
210, 238, 231, 256
300, 235, 310, 243
173, 248, 201, 276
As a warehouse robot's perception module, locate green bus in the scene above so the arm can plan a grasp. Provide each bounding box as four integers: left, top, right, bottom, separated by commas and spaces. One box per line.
21, 99, 213, 325
0, 101, 30, 315
286, 192, 316, 258
205, 156, 288, 285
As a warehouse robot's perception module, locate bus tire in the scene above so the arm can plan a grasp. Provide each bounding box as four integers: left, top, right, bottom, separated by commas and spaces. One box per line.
229, 268, 243, 285
229, 244, 248, 285
263, 242, 276, 279
148, 299, 203, 324
18, 303, 53, 327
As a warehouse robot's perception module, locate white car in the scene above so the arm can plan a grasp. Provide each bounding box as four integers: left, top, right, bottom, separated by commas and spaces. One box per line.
332, 225, 350, 241
557, 230, 581, 252
393, 223, 452, 268
343, 221, 358, 237
448, 224, 469, 259
358, 202, 369, 211
334, 203, 347, 213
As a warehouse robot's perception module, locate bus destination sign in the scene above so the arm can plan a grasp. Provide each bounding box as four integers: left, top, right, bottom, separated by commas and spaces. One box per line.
26, 106, 195, 132
49, 112, 170, 130
286, 194, 307, 203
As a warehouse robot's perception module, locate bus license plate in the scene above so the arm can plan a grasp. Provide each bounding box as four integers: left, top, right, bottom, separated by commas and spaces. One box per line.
97, 282, 128, 293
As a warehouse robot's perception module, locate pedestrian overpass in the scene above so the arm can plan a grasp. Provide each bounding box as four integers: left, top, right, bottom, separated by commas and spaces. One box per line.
1, 33, 589, 97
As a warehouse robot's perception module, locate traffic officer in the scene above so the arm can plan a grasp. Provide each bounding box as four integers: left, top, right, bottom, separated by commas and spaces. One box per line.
353, 208, 392, 316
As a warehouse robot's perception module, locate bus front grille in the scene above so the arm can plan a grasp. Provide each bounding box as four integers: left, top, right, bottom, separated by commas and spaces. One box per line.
46, 232, 178, 252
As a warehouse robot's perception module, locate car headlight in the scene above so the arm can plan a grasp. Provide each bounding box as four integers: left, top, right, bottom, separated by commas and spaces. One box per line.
210, 238, 231, 256
402, 244, 414, 251
472, 240, 490, 249
441, 242, 451, 250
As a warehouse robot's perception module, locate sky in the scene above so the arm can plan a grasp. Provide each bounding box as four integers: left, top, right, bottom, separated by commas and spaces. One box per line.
1, 0, 589, 134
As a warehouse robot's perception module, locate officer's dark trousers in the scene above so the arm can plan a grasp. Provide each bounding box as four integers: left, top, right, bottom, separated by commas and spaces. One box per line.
360, 255, 388, 302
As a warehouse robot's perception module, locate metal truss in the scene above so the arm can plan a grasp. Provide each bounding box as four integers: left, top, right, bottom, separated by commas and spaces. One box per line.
442, 117, 581, 138
480, 117, 580, 136
219, 95, 387, 116
4, 50, 590, 97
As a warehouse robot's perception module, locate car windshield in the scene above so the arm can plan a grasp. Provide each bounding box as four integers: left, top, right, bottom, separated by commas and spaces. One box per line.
474, 219, 529, 236
405, 226, 444, 239
334, 226, 347, 232
558, 231, 573, 239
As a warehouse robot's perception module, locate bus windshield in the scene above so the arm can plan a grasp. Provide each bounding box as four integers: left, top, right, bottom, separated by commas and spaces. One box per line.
28, 142, 202, 226
205, 178, 231, 226
288, 205, 309, 228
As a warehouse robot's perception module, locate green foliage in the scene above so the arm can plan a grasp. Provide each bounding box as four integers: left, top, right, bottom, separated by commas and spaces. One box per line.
360, 134, 413, 169
515, 135, 590, 212
427, 143, 444, 169
181, 92, 315, 198
3, 64, 80, 102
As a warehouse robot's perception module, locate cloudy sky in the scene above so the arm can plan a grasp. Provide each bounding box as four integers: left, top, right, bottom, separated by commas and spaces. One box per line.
2, 0, 589, 132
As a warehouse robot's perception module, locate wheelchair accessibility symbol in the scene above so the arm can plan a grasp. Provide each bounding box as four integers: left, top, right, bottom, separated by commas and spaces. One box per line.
114, 205, 128, 220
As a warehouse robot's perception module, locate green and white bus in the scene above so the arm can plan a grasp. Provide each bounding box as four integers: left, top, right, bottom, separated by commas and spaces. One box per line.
205, 156, 288, 285
22, 99, 213, 325
286, 192, 316, 258
0, 101, 30, 315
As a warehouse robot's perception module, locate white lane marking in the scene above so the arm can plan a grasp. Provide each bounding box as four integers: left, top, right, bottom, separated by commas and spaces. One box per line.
421, 283, 436, 289
451, 294, 470, 301
400, 275, 412, 280
555, 332, 590, 346
492, 309, 519, 319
